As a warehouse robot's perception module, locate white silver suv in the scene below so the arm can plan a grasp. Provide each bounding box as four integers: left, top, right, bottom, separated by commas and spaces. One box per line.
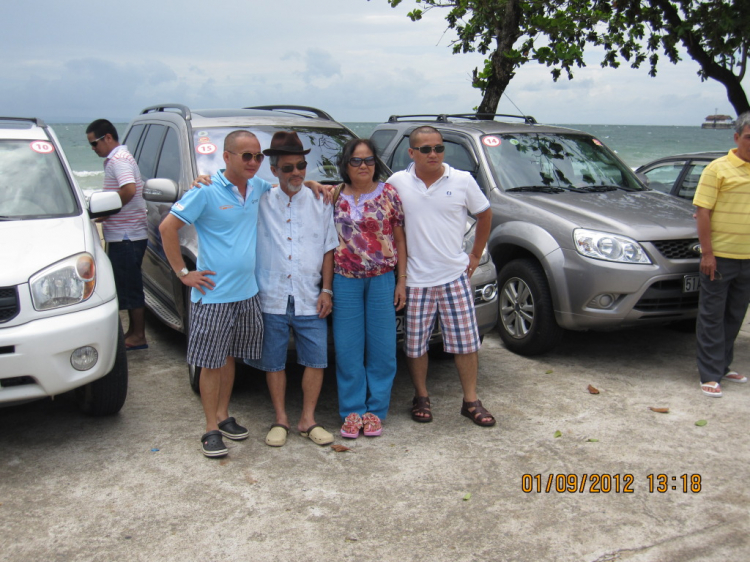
0, 117, 128, 415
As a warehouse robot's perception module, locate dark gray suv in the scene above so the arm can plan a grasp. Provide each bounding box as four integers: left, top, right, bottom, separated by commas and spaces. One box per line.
373, 114, 701, 355
122, 105, 498, 389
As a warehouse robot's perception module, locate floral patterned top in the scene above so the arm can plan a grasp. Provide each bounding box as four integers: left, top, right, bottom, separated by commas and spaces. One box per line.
334, 182, 405, 278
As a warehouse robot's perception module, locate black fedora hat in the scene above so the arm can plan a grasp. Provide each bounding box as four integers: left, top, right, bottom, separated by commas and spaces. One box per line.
262, 131, 312, 156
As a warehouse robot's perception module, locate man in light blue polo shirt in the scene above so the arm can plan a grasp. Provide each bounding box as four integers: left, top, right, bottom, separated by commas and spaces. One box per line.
159, 130, 271, 458
247, 131, 338, 448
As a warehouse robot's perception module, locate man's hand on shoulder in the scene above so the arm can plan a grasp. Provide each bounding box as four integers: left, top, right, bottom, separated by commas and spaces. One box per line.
191, 175, 212, 189
180, 269, 217, 295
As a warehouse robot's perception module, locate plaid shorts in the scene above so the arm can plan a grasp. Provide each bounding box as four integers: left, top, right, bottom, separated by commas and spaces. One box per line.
187, 295, 263, 369
405, 273, 480, 358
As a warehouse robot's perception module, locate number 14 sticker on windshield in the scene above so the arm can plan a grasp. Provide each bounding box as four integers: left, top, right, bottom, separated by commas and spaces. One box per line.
482, 136, 501, 147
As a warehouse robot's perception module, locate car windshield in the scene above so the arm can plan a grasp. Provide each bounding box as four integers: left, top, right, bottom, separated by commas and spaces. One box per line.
193, 126, 355, 185
482, 133, 645, 192
0, 140, 79, 219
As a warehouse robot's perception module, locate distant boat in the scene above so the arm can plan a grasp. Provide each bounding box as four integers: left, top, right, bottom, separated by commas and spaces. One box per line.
701, 114, 735, 129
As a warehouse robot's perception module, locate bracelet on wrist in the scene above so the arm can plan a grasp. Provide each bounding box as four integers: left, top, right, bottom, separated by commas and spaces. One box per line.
321, 288, 333, 297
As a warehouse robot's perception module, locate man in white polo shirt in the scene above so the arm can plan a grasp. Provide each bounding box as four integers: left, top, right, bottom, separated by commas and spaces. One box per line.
86, 119, 148, 351
387, 125, 496, 427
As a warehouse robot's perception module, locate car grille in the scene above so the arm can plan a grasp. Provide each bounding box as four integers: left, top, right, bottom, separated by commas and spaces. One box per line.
0, 287, 19, 323
634, 279, 699, 312
651, 239, 701, 260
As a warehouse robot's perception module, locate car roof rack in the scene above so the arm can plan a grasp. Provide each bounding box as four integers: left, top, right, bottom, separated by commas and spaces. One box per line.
245, 105, 335, 121
387, 113, 537, 125
0, 116, 46, 128
140, 104, 192, 120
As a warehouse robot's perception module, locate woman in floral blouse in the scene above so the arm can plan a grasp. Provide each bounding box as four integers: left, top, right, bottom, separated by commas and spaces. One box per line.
333, 138, 407, 438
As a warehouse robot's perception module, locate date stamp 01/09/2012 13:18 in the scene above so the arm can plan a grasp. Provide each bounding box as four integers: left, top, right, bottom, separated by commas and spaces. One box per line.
522, 474, 703, 494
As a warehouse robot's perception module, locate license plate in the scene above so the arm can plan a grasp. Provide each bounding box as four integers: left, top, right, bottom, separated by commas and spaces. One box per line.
683, 274, 700, 293
396, 315, 405, 335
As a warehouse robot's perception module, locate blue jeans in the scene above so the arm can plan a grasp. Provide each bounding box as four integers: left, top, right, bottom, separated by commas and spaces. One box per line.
245, 296, 328, 372
333, 272, 397, 420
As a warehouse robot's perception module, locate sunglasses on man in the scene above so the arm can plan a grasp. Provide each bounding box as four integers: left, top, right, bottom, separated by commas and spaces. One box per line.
227, 150, 265, 163
411, 144, 445, 154
89, 135, 106, 148
277, 161, 308, 173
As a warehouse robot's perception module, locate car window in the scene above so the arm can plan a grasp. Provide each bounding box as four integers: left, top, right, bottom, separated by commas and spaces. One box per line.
642, 161, 686, 194
0, 140, 78, 218
678, 162, 708, 199
483, 133, 645, 191
124, 124, 145, 159
193, 126, 354, 184
371, 129, 397, 157
136, 124, 167, 181
154, 127, 181, 183
390, 136, 412, 172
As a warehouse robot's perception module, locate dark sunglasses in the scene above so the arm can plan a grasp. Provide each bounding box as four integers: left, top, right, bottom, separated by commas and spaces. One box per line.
227, 150, 265, 163
348, 156, 376, 167
89, 135, 106, 148
278, 161, 308, 173
411, 144, 445, 154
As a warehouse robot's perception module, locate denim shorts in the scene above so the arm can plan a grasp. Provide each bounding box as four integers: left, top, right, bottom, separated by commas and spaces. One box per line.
107, 239, 147, 310
245, 296, 328, 372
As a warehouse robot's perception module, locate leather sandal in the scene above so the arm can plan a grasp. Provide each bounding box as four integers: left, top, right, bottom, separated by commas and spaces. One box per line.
461, 399, 496, 427
411, 396, 433, 423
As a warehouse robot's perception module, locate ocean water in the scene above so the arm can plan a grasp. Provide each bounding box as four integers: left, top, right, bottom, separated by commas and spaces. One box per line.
54, 122, 737, 192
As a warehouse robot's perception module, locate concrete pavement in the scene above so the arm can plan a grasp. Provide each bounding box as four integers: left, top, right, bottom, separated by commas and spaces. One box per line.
1, 316, 749, 562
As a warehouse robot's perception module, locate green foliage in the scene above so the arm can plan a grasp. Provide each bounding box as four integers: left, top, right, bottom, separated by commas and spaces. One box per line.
387, 0, 749, 115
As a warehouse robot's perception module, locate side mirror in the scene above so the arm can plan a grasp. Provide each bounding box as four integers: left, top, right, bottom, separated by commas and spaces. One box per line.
143, 178, 179, 203
635, 172, 650, 187
88, 191, 122, 218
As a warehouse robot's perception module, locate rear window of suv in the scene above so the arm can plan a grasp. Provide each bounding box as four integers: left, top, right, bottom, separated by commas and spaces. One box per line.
482, 133, 645, 192
0, 140, 78, 219
193, 126, 354, 185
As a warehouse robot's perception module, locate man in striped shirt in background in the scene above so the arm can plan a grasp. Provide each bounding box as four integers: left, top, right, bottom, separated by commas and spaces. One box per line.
87, 119, 149, 351
693, 112, 750, 397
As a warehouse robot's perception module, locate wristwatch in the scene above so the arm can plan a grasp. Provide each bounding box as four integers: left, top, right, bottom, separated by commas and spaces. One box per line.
177, 267, 189, 278
321, 288, 333, 297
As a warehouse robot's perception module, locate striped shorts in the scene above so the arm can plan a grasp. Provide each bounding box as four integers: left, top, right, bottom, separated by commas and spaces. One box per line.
405, 273, 480, 358
187, 295, 263, 369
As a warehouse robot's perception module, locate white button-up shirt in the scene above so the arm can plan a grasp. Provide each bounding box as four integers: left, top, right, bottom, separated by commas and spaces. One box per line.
255, 186, 338, 315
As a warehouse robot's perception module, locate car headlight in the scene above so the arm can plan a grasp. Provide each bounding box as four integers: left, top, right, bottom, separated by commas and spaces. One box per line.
464, 220, 490, 265
573, 229, 651, 264
30, 253, 97, 310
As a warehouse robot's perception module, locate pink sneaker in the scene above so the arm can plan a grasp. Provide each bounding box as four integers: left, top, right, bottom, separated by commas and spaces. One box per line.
362, 412, 382, 437
340, 413, 362, 439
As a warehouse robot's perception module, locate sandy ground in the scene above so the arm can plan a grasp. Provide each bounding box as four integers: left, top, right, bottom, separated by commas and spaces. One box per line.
1, 313, 749, 562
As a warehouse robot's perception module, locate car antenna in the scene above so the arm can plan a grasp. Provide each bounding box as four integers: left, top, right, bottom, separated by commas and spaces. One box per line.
502, 93, 527, 118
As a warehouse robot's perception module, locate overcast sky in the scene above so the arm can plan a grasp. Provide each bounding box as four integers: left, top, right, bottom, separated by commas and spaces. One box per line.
2, 0, 746, 126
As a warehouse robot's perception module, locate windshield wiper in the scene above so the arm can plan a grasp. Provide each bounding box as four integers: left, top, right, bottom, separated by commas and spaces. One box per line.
506, 185, 565, 194
565, 185, 619, 193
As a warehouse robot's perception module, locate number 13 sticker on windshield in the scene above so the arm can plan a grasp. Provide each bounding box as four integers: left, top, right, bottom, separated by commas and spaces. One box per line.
482, 136, 501, 147
30, 141, 55, 154
196, 143, 217, 155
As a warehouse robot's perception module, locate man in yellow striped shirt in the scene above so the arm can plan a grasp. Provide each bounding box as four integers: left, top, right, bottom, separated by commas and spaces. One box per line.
693, 112, 750, 397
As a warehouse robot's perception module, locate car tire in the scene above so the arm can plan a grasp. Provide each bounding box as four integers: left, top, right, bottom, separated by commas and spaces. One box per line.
183, 286, 202, 394
497, 258, 563, 356
76, 320, 128, 416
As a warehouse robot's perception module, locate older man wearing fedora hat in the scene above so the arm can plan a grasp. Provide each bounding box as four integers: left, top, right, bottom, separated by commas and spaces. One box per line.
245, 131, 338, 447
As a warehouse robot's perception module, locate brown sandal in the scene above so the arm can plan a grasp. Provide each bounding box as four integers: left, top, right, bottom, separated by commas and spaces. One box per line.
461, 399, 496, 427
411, 396, 433, 423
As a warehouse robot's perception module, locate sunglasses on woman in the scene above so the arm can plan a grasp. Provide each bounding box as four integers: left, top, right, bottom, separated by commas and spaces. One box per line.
348, 156, 376, 167
278, 161, 308, 173
227, 150, 265, 163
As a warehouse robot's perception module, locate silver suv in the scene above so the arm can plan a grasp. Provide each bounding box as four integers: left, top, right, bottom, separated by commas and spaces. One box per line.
122, 105, 498, 389
372, 114, 700, 355
0, 117, 127, 414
